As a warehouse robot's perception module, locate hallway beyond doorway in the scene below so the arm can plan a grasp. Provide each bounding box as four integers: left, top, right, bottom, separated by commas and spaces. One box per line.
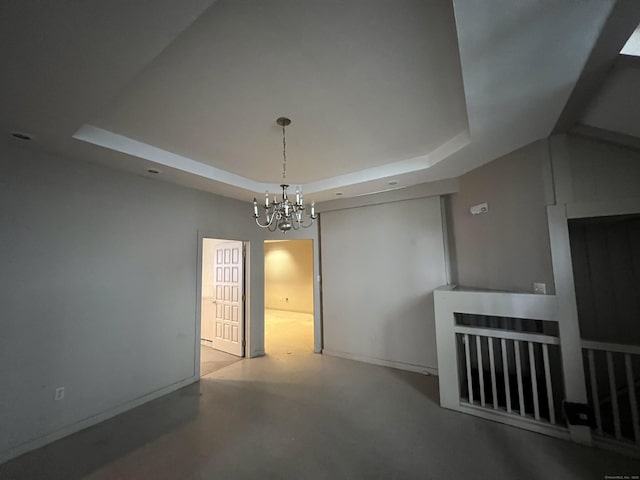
265, 309, 313, 355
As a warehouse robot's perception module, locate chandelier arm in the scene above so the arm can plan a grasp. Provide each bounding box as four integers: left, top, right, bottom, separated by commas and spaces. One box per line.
254, 218, 269, 228
300, 217, 317, 228
254, 205, 278, 228
254, 216, 274, 229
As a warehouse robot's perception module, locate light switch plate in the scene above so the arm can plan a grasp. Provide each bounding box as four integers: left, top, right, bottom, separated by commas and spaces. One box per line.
55, 386, 65, 401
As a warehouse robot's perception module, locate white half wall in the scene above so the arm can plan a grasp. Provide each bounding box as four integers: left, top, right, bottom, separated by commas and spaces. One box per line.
320, 196, 446, 374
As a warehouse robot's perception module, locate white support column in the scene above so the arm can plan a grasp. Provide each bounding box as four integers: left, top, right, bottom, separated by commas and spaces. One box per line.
547, 204, 591, 445
435, 287, 462, 410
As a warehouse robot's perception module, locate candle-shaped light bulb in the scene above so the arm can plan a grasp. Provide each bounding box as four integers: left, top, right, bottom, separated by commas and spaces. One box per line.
265, 190, 270, 207
295, 186, 301, 205
311, 201, 316, 217
253, 198, 259, 217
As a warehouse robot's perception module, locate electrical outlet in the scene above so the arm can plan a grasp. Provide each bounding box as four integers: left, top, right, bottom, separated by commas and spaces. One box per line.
55, 386, 65, 401
533, 283, 546, 295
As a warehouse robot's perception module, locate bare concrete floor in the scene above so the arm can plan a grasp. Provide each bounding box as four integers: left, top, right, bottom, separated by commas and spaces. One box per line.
200, 345, 241, 377
1, 328, 639, 479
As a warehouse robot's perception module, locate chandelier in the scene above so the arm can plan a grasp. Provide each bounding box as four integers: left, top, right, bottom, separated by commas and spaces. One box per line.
252, 117, 317, 232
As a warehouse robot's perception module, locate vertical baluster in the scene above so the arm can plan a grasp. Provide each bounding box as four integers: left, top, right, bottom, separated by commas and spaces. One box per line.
542, 344, 556, 425
501, 339, 512, 413
625, 354, 640, 445
514, 340, 525, 416
476, 336, 486, 407
588, 349, 603, 435
488, 337, 498, 410
528, 342, 540, 421
607, 351, 622, 440
464, 334, 473, 404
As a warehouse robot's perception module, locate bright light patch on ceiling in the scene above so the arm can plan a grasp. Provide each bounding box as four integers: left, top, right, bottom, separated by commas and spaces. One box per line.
621, 24, 640, 56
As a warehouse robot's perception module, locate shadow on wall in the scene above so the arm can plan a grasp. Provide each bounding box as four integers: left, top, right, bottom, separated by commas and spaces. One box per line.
382, 292, 438, 375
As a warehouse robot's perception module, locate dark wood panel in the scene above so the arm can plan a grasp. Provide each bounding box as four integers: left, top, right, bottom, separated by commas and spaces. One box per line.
570, 215, 640, 345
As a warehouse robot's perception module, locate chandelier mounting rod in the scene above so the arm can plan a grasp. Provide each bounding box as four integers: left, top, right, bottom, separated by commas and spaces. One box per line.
277, 117, 290, 182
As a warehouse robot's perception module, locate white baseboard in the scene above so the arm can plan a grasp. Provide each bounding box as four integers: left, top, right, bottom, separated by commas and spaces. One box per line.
322, 349, 438, 376
593, 435, 640, 459
457, 402, 570, 441
0, 375, 199, 465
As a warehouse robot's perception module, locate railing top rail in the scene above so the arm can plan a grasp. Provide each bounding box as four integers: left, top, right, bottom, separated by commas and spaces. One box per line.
582, 340, 640, 356
435, 284, 555, 298
454, 325, 560, 345
435, 285, 558, 323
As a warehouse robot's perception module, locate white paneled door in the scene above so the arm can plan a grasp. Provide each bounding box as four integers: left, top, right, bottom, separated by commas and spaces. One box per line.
212, 241, 245, 356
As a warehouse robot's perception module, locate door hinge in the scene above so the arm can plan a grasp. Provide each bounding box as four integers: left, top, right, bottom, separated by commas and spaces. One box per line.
242, 245, 247, 258
242, 294, 246, 302
242, 339, 246, 347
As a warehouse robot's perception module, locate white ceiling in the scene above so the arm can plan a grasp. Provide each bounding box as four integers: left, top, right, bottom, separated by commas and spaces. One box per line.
1, 0, 620, 203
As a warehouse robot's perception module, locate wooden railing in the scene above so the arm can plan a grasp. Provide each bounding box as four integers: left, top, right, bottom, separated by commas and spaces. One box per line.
582, 340, 640, 454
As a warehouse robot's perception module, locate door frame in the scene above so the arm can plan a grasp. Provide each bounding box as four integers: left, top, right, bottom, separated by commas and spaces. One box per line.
195, 231, 251, 377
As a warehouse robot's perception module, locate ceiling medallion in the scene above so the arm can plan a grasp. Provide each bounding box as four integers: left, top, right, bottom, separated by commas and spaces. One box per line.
252, 117, 317, 232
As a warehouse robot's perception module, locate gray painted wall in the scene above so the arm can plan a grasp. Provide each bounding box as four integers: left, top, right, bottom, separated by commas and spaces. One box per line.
447, 140, 555, 293
580, 62, 640, 140
0, 145, 320, 461
446, 134, 640, 296
320, 197, 446, 373
563, 134, 640, 204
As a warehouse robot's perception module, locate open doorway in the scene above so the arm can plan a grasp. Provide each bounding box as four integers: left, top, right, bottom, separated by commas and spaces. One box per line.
264, 239, 314, 354
200, 238, 245, 377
